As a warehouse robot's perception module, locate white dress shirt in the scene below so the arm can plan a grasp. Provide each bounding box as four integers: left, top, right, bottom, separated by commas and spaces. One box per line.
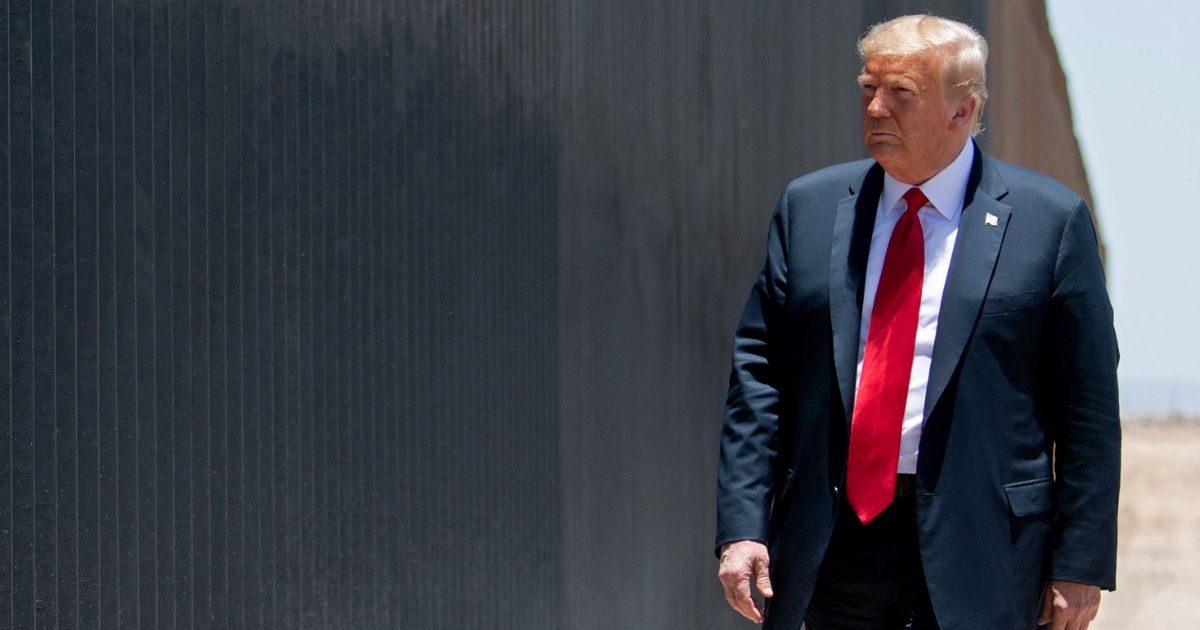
855, 140, 974, 474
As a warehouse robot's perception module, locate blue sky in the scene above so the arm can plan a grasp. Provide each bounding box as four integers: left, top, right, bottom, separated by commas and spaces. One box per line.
1045, 0, 1200, 413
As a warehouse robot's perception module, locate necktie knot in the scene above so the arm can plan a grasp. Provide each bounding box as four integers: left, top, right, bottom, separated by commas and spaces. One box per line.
902, 188, 928, 216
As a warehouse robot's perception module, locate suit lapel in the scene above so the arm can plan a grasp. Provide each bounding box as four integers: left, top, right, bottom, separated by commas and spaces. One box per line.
922, 149, 1011, 419
829, 163, 883, 423
829, 150, 1012, 439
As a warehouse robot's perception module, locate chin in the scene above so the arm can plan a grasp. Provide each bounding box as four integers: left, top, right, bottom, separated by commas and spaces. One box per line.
867, 145, 900, 165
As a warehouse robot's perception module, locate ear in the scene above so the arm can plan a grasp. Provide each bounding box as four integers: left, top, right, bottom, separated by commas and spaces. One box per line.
950, 96, 977, 130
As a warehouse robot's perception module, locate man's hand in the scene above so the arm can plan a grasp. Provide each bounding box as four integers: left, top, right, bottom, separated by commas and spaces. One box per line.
718, 540, 773, 624
1038, 580, 1101, 630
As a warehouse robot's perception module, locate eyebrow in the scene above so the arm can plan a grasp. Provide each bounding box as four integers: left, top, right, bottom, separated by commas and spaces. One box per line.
857, 73, 922, 91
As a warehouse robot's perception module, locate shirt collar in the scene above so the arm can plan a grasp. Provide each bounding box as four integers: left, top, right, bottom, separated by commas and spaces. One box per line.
878, 139, 975, 221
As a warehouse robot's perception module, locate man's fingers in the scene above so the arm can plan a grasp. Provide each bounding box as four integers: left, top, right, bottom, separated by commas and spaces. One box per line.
735, 574, 762, 623
718, 574, 747, 617
1043, 580, 1101, 630
742, 581, 764, 623
753, 554, 773, 598
719, 565, 761, 622
1038, 586, 1053, 625
717, 541, 772, 622
1049, 597, 1071, 630
1048, 590, 1067, 630
725, 576, 761, 623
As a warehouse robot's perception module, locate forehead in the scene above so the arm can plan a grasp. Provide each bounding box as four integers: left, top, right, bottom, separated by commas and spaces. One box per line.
860, 53, 943, 85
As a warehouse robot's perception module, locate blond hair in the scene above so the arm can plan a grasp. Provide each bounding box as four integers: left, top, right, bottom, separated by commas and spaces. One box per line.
857, 15, 989, 136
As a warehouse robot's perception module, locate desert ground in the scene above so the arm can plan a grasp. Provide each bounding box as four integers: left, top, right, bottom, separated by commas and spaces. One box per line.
1091, 422, 1200, 628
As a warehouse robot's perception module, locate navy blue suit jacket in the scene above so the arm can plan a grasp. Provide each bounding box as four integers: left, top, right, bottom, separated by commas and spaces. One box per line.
716, 144, 1120, 630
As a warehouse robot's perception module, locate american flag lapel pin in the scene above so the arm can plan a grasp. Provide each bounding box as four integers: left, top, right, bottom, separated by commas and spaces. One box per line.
985, 212, 999, 227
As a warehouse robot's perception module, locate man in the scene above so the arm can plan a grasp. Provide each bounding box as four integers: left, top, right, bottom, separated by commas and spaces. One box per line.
715, 15, 1119, 630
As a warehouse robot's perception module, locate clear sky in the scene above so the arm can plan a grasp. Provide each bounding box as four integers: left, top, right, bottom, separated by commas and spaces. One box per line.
1045, 0, 1200, 414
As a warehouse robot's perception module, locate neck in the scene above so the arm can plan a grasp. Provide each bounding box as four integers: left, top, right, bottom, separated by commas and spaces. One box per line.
888, 137, 971, 185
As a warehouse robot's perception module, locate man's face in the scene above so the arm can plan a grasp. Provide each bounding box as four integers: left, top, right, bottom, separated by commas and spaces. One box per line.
858, 52, 970, 184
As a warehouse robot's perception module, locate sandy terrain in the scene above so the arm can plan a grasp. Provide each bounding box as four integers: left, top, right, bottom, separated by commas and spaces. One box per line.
1091, 424, 1200, 628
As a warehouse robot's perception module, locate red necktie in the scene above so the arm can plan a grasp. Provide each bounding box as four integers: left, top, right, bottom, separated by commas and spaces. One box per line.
846, 187, 928, 524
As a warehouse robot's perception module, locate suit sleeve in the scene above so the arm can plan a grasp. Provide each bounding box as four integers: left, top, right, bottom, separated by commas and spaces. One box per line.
715, 190, 790, 555
1047, 199, 1121, 590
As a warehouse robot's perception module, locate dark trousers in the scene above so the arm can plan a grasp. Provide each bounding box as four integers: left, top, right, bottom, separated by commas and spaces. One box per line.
804, 479, 940, 630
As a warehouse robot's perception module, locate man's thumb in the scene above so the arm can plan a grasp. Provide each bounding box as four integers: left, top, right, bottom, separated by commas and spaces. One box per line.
753, 555, 773, 598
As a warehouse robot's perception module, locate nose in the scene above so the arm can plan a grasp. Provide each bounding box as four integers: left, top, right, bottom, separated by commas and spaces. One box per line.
866, 93, 889, 118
